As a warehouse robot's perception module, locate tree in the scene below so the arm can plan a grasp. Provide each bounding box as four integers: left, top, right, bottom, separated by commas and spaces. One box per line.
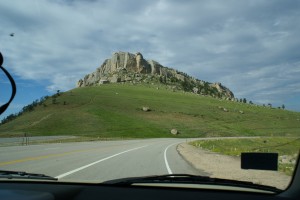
1, 114, 17, 124
282, 104, 285, 110
181, 78, 194, 91
243, 98, 247, 104
170, 77, 178, 83
267, 103, 272, 108
159, 76, 166, 84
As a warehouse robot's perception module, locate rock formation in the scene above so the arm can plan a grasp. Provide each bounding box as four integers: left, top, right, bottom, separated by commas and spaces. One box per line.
77, 51, 234, 99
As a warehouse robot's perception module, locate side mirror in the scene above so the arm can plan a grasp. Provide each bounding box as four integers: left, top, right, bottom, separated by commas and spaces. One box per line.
0, 51, 17, 115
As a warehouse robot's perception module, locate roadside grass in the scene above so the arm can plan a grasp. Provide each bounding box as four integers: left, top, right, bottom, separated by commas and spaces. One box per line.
189, 137, 300, 176
0, 83, 300, 138
24, 136, 140, 145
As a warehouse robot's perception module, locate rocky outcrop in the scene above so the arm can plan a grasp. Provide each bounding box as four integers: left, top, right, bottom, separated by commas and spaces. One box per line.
77, 52, 164, 87
210, 82, 234, 99
77, 51, 234, 99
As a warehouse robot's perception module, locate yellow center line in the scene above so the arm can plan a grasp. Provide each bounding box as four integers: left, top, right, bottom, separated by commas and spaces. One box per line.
0, 147, 111, 167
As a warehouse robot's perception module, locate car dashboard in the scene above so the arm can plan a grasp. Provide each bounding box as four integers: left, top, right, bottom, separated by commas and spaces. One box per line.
0, 180, 298, 200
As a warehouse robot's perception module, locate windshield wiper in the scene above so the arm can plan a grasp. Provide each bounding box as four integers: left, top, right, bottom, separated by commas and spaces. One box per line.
0, 170, 57, 181
103, 174, 282, 193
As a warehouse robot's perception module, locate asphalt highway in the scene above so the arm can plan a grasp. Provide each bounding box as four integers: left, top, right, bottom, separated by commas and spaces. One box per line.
0, 138, 205, 182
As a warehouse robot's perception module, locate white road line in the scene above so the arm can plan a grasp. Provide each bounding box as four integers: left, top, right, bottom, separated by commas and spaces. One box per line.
55, 145, 148, 179
164, 142, 179, 174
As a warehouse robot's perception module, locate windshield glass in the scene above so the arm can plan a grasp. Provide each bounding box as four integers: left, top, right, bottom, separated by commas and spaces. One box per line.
0, 0, 300, 192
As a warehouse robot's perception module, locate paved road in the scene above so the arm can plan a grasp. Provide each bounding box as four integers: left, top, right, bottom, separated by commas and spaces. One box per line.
0, 138, 206, 182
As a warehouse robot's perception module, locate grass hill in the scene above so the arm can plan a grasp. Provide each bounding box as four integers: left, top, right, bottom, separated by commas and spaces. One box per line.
0, 83, 299, 138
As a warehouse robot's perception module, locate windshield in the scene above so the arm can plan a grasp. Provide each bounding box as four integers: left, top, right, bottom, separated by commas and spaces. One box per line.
0, 0, 300, 192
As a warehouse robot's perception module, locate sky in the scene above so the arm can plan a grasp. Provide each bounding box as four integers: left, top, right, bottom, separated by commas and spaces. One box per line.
0, 0, 300, 120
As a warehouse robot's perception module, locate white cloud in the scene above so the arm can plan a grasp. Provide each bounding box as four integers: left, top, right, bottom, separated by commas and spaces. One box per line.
0, 0, 299, 111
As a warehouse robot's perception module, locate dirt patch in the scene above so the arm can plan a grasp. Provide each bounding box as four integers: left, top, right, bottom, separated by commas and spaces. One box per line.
177, 143, 291, 190
30, 114, 53, 127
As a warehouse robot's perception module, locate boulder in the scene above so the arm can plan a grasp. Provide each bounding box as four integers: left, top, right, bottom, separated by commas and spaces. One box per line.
99, 77, 109, 84
193, 87, 199, 94
170, 129, 179, 135
142, 107, 150, 112
110, 75, 120, 83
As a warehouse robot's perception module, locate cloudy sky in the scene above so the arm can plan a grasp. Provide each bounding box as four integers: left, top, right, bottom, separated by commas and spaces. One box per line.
0, 0, 300, 119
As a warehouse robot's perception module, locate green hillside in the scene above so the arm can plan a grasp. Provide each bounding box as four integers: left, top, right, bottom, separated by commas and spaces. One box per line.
0, 84, 299, 138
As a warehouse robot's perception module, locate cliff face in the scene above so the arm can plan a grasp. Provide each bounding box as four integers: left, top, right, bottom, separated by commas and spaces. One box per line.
77, 52, 164, 87
77, 51, 234, 99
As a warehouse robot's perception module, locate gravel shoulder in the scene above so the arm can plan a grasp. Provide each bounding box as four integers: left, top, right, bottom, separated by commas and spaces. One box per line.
177, 142, 291, 190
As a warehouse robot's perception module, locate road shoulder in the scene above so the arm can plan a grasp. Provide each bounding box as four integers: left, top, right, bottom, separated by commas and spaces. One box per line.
177, 142, 290, 190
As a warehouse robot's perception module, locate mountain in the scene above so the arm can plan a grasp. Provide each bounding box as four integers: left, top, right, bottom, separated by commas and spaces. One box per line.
1, 52, 299, 139
77, 52, 234, 99
1, 84, 299, 139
